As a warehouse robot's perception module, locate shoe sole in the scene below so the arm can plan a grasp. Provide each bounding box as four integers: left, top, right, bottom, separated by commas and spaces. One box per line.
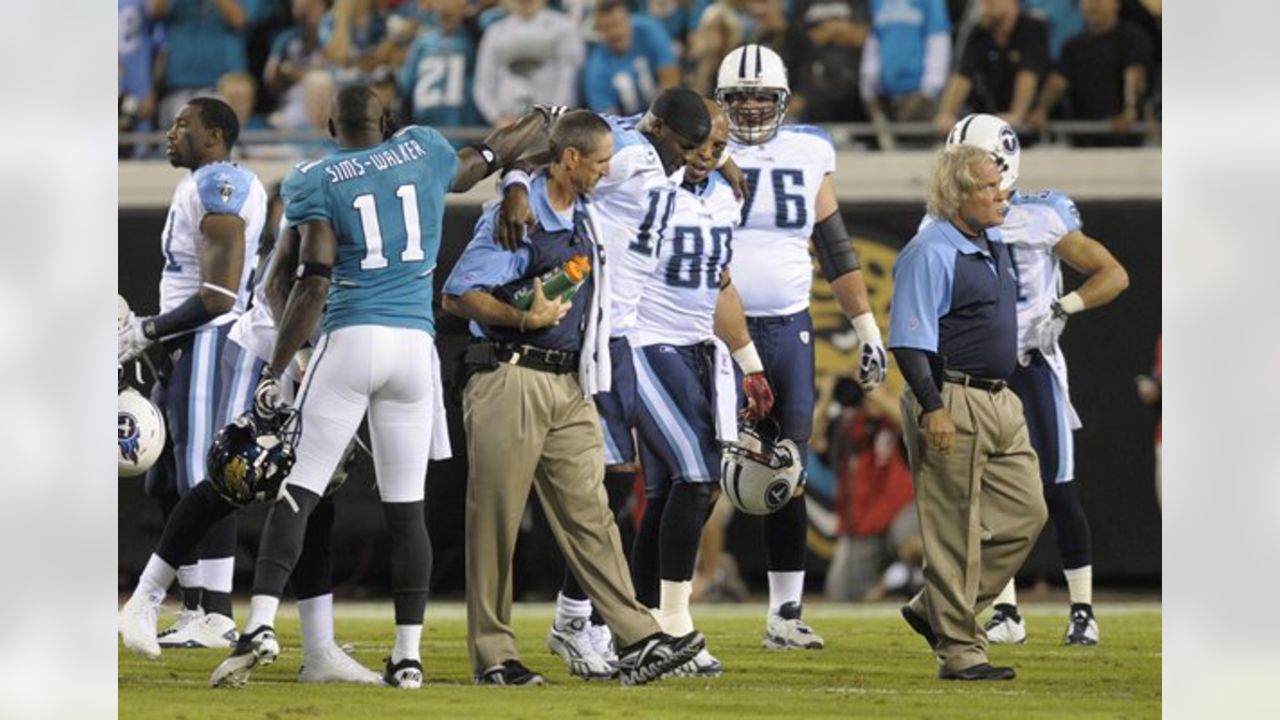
987, 634, 1028, 645
622, 636, 705, 686
761, 635, 824, 650
121, 636, 161, 660
209, 644, 279, 688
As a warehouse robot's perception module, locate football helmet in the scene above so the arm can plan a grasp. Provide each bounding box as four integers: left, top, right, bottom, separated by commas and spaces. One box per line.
946, 113, 1021, 191
119, 387, 166, 477
720, 421, 803, 515
715, 44, 790, 145
118, 294, 130, 330
205, 410, 299, 506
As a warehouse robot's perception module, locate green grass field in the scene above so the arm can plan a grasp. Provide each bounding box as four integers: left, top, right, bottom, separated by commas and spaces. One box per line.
119, 601, 1161, 719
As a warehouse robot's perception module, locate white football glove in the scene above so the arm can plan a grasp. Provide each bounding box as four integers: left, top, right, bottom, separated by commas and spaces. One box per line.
851, 313, 888, 391
1032, 302, 1069, 356
253, 371, 285, 424
532, 104, 572, 127
117, 312, 152, 365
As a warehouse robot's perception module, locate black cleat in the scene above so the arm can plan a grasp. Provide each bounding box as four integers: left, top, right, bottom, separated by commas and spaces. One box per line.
475, 659, 546, 686
901, 606, 938, 650
618, 631, 705, 686
383, 657, 424, 689
939, 662, 1016, 681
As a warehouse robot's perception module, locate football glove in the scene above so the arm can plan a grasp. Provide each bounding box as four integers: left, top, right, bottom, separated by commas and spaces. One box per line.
857, 340, 888, 391
1032, 301, 1070, 356
532, 104, 571, 127
118, 312, 152, 365
742, 373, 775, 421
253, 370, 286, 425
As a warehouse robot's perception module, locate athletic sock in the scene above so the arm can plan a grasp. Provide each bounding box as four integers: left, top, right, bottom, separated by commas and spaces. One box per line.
994, 579, 1018, 611
298, 593, 335, 657
246, 594, 280, 634
178, 566, 202, 610
136, 554, 177, 602
199, 557, 235, 618
555, 592, 593, 631
1064, 565, 1093, 608
392, 624, 423, 663
657, 580, 694, 636
767, 571, 804, 614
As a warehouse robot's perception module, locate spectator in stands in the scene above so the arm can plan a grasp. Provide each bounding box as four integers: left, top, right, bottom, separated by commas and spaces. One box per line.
788, 0, 870, 123
473, 0, 585, 128
399, 0, 484, 133
824, 381, 923, 603
1027, 0, 1153, 147
932, 0, 1049, 135
150, 0, 266, 125
264, 0, 330, 130
860, 0, 951, 125
321, 0, 396, 85
216, 71, 268, 132
119, 0, 166, 133
1021, 0, 1082, 61
688, 0, 790, 95
582, 0, 681, 116
645, 0, 713, 64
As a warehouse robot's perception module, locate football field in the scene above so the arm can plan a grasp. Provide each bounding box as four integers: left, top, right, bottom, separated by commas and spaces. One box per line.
118, 601, 1161, 719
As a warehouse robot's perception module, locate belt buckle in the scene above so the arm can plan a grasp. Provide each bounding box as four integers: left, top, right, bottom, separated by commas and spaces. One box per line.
508, 350, 521, 365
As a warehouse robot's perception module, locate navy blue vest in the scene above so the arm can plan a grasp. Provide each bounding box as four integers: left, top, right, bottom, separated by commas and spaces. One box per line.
485, 215, 593, 352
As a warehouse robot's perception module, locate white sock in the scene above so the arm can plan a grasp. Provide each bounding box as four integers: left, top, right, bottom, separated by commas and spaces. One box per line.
176, 563, 201, 592
392, 624, 422, 663
298, 594, 335, 656
136, 554, 177, 602
554, 592, 592, 630
767, 571, 804, 614
658, 580, 694, 636
246, 594, 280, 633
1064, 565, 1093, 606
994, 579, 1018, 608
198, 557, 235, 596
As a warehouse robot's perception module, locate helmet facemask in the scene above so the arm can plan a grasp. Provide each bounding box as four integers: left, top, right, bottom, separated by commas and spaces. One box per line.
716, 87, 789, 145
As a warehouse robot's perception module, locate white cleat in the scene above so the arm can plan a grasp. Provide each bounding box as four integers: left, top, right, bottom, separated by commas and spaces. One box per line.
588, 622, 619, 669
1064, 607, 1099, 646
209, 626, 279, 688
763, 602, 825, 650
119, 591, 164, 659
547, 618, 617, 680
298, 643, 383, 684
160, 612, 238, 649
669, 647, 724, 678
985, 606, 1028, 644
157, 607, 203, 647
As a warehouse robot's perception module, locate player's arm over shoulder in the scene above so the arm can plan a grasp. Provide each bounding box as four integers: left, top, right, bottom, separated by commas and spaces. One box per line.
779, 124, 837, 173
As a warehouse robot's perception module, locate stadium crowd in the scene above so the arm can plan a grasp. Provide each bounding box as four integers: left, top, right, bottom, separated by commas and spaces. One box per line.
119, 0, 1162, 152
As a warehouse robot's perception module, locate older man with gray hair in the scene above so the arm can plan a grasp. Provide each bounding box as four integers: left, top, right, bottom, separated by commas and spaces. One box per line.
887, 144, 1047, 681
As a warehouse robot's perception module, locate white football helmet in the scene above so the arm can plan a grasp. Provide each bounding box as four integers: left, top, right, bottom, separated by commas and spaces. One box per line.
946, 113, 1020, 191
720, 423, 803, 515
118, 294, 130, 330
715, 44, 790, 145
119, 387, 166, 477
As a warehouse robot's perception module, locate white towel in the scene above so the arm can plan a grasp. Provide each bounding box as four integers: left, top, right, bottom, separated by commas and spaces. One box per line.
1043, 346, 1083, 430
711, 337, 739, 443
428, 341, 453, 460
576, 199, 613, 397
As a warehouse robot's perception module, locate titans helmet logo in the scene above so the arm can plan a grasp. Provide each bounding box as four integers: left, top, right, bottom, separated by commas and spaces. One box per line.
999, 126, 1020, 155
766, 479, 792, 510
218, 176, 234, 204
118, 412, 141, 463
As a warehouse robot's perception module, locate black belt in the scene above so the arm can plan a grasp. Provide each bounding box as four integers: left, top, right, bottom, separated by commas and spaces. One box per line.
494, 343, 579, 375
943, 370, 1007, 393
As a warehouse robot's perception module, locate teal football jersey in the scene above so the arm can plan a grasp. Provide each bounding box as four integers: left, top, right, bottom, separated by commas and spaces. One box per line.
281, 125, 458, 334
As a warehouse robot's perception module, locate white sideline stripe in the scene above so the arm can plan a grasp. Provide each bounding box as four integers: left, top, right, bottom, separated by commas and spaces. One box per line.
218, 600, 1162, 622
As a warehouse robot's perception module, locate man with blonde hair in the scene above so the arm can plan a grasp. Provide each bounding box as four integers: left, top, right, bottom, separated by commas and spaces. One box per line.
887, 144, 1047, 681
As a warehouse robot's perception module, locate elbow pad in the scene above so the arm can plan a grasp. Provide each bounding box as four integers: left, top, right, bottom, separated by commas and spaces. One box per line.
813, 212, 860, 283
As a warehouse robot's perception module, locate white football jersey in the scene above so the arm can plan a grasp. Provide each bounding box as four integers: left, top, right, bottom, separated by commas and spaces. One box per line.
727, 125, 836, 317
635, 173, 742, 347
1001, 190, 1082, 358
228, 216, 286, 365
593, 114, 685, 339
158, 161, 267, 336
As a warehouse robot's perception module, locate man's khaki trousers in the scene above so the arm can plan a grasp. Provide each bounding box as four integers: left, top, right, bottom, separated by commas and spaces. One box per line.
901, 382, 1048, 675
463, 363, 660, 673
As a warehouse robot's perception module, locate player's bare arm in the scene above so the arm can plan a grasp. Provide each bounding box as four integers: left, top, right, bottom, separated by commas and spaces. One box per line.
712, 270, 775, 420
442, 278, 570, 331
268, 220, 337, 378
1053, 231, 1131, 311
197, 213, 247, 314
452, 111, 548, 193
495, 150, 553, 250
264, 224, 301, 323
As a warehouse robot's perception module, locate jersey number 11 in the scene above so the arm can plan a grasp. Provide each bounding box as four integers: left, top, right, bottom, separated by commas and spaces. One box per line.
353, 183, 425, 270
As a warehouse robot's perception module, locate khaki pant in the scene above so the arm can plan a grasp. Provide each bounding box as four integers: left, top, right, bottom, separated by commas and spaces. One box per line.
901, 382, 1047, 675
463, 363, 660, 672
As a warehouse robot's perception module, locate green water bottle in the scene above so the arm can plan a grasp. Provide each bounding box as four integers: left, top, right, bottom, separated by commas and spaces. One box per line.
509, 255, 591, 310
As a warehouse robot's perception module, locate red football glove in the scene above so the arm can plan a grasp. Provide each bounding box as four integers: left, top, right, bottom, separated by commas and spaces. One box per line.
741, 372, 775, 421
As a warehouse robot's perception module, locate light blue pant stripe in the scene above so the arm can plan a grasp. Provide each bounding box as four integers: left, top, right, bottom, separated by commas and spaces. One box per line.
225, 342, 260, 424
1050, 374, 1074, 484
633, 349, 709, 481
184, 328, 218, 492
599, 413, 625, 465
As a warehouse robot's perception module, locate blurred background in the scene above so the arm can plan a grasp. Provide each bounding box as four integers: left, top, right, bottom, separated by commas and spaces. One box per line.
118, 0, 1161, 603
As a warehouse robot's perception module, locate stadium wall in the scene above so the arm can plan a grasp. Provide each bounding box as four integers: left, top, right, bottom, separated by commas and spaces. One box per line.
118, 195, 1161, 595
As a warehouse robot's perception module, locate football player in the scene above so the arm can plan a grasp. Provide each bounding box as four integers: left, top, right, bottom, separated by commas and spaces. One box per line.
938, 114, 1129, 646
498, 88, 723, 678
209, 85, 551, 689
714, 44, 888, 650
628, 98, 774, 677
118, 97, 266, 648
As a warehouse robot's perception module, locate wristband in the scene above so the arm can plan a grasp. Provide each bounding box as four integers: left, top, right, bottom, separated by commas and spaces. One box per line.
466, 143, 499, 175
850, 312, 882, 344
732, 342, 764, 375
501, 170, 532, 191
297, 262, 333, 280
1056, 291, 1085, 316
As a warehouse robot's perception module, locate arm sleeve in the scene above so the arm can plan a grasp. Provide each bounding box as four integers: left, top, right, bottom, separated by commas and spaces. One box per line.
441, 205, 531, 295
892, 347, 944, 413
887, 242, 952, 353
